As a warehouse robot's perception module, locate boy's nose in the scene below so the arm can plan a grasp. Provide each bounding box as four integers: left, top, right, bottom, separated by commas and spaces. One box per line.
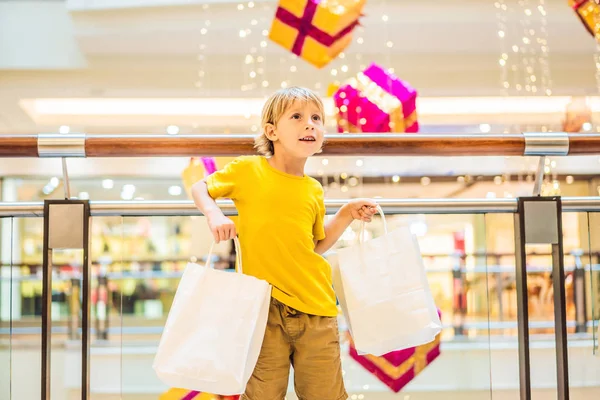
305, 124, 315, 130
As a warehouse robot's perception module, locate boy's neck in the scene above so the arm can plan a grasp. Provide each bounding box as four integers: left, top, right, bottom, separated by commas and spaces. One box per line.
267, 152, 307, 177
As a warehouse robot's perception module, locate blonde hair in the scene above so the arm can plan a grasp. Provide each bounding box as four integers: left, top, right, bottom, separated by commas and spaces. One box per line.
255, 86, 325, 157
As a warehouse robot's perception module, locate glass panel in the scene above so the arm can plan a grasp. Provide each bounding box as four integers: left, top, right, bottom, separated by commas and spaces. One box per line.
116, 215, 204, 398
52, 248, 84, 399
590, 213, 600, 354
566, 211, 600, 396
0, 217, 14, 400
1, 217, 43, 399
89, 215, 124, 398
483, 213, 520, 398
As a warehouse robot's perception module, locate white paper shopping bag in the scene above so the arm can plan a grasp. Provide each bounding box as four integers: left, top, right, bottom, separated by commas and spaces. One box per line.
153, 237, 271, 395
334, 206, 442, 356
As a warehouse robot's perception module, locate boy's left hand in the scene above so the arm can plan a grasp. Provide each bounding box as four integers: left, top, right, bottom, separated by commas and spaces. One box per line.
346, 199, 379, 222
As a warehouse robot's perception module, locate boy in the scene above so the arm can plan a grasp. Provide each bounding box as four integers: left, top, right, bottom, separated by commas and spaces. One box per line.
192, 87, 378, 400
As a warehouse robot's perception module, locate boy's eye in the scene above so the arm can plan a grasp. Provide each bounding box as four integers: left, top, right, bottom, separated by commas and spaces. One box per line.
292, 114, 301, 119
312, 115, 322, 121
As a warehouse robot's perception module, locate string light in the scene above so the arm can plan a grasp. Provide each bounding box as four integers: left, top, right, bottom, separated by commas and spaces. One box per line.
258, 2, 271, 97
239, 1, 274, 96
194, 3, 210, 129
496, 0, 517, 107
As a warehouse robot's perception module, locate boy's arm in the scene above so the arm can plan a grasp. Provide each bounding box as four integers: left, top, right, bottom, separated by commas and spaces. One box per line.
191, 179, 236, 243
314, 200, 378, 255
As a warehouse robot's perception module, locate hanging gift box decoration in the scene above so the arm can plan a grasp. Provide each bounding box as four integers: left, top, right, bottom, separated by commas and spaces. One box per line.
332, 63, 419, 133
346, 310, 442, 393
269, 0, 366, 68
571, 0, 600, 40
160, 388, 240, 400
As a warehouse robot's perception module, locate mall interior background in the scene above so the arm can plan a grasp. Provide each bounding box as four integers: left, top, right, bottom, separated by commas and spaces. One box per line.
1, 0, 600, 399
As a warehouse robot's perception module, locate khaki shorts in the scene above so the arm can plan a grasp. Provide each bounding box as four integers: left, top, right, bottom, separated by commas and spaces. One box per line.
241, 298, 347, 400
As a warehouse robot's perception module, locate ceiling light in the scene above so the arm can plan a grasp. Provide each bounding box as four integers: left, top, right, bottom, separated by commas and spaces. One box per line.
121, 191, 134, 200
479, 123, 491, 133
122, 184, 135, 194
168, 185, 182, 196
166, 125, 180, 135
22, 96, 600, 119
102, 179, 114, 189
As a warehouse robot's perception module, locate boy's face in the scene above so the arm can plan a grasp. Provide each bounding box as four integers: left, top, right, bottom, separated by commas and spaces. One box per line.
266, 100, 325, 158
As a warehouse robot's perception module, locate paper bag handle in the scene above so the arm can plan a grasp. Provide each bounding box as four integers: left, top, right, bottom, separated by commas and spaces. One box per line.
205, 236, 243, 274
359, 204, 387, 243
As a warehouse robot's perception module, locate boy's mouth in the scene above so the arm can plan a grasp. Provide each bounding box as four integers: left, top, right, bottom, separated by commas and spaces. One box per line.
299, 136, 316, 142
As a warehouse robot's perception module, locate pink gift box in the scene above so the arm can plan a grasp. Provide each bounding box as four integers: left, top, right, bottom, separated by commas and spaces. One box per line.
333, 63, 419, 133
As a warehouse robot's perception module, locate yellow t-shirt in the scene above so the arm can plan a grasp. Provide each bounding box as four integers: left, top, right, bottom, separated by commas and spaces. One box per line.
206, 155, 337, 317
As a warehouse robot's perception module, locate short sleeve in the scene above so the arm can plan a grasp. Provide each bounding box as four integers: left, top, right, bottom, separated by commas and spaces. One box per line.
313, 186, 326, 241
205, 157, 247, 200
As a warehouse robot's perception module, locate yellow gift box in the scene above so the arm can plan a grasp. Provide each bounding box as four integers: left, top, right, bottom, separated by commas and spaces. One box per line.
181, 157, 235, 198
571, 0, 600, 39
269, 0, 366, 68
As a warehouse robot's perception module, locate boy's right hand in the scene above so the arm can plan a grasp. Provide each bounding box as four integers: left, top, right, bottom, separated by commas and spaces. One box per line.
207, 212, 237, 243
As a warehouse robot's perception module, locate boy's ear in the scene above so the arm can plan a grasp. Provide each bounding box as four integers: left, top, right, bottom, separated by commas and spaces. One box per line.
264, 123, 278, 141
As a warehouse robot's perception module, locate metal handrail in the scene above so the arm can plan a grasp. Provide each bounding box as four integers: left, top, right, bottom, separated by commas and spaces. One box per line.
2, 133, 600, 157
1, 197, 600, 217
